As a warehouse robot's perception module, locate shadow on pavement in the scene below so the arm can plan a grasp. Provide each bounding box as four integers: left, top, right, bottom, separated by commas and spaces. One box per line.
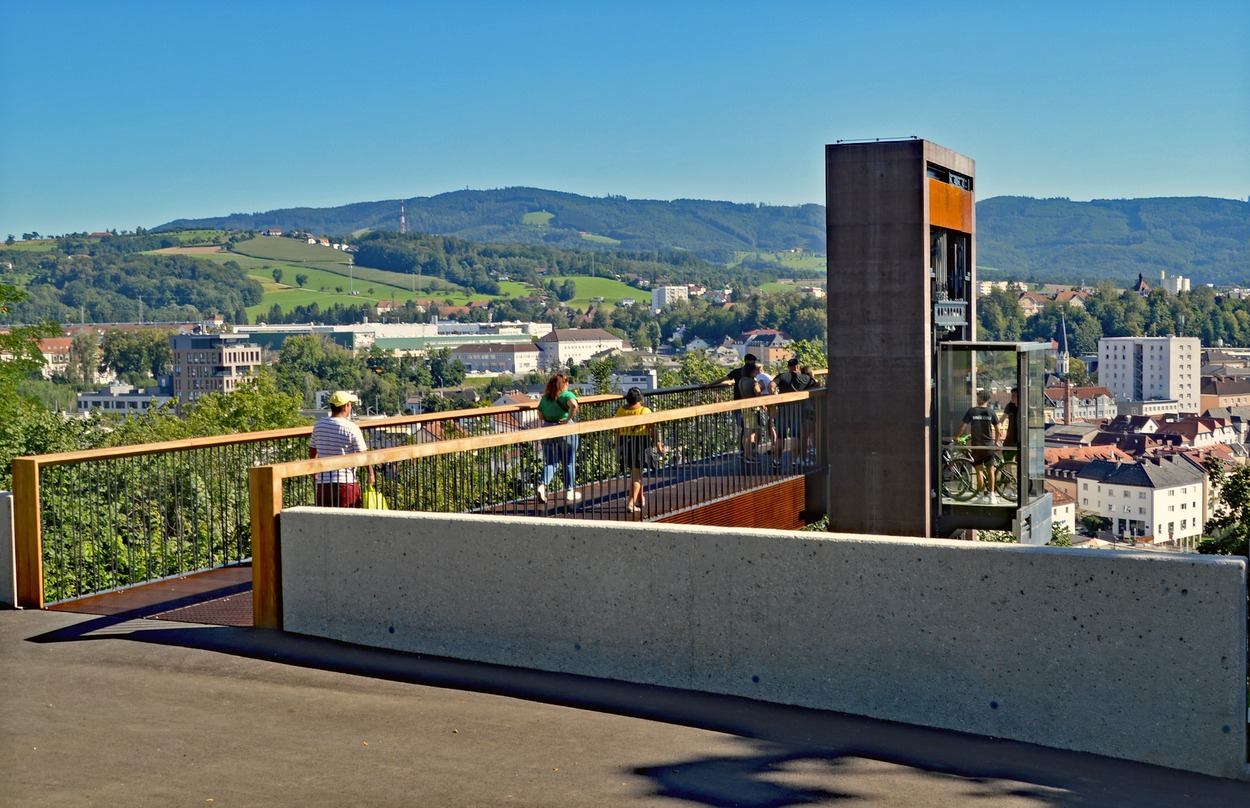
24, 611, 1250, 808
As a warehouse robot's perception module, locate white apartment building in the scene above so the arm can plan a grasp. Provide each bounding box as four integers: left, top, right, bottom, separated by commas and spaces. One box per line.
451, 342, 540, 376
1043, 385, 1118, 422
77, 383, 175, 416
1098, 336, 1200, 413
651, 285, 689, 313
1159, 271, 1191, 294
1076, 457, 1205, 545
535, 328, 624, 371
613, 369, 658, 392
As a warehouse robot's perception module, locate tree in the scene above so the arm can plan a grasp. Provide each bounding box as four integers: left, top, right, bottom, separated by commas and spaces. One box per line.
272, 268, 284, 285
786, 339, 827, 371
1201, 458, 1250, 558
1049, 523, 1074, 547
1081, 513, 1111, 535
585, 356, 618, 394
65, 331, 99, 387
789, 308, 827, 343
275, 334, 361, 403
659, 350, 722, 387
0, 283, 97, 490
428, 348, 466, 388
1066, 357, 1091, 387
295, 274, 308, 288
100, 328, 174, 379
182, 367, 309, 434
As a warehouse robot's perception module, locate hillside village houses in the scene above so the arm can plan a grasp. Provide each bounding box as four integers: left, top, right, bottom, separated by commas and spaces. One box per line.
1011, 272, 1192, 320
1023, 333, 1250, 547
736, 329, 793, 364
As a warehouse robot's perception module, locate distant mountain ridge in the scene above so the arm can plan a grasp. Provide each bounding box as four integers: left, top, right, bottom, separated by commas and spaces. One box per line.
158, 189, 1250, 286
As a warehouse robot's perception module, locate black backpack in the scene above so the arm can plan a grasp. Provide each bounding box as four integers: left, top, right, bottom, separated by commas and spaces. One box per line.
734, 374, 757, 401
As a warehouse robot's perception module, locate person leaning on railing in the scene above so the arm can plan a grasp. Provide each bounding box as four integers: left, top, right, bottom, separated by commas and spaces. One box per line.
309, 390, 375, 508
615, 387, 666, 513
535, 373, 581, 504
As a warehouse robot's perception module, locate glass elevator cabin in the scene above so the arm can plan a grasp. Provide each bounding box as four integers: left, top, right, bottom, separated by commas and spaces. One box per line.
935, 341, 1051, 542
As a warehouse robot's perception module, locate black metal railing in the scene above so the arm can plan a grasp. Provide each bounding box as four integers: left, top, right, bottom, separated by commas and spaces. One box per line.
14, 380, 822, 605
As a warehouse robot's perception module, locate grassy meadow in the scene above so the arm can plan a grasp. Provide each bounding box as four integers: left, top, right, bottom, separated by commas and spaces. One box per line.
1, 240, 56, 252
521, 211, 554, 226
563, 276, 643, 308
730, 250, 826, 273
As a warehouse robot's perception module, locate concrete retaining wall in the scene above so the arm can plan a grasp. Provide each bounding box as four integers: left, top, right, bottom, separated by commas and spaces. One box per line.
280, 508, 1248, 779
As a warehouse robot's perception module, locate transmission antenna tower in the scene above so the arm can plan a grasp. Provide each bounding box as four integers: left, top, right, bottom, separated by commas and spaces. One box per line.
400, 199, 407, 234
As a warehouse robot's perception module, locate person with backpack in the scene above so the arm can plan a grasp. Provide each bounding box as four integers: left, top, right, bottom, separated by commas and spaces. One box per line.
708, 352, 759, 395
737, 362, 771, 464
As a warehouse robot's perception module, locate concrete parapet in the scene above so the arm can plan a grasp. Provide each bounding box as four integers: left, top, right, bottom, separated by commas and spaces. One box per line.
280, 509, 1248, 779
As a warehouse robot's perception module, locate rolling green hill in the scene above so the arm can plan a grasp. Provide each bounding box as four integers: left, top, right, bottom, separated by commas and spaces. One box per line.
977, 196, 1250, 287
158, 187, 827, 262
157, 189, 1250, 287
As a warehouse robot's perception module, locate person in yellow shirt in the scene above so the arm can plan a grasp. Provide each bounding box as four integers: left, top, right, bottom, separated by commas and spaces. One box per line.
614, 387, 665, 514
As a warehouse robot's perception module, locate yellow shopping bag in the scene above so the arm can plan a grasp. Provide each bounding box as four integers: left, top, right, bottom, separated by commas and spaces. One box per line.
361, 484, 389, 510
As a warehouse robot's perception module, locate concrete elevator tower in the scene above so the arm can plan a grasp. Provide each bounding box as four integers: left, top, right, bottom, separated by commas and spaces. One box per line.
825, 139, 976, 537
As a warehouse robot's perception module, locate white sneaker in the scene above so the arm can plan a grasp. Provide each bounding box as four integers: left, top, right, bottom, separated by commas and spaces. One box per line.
565, 490, 583, 502
536, 483, 548, 503
988, 493, 1000, 504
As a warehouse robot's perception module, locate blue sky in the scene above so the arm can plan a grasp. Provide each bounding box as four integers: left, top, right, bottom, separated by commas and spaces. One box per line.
1, 0, 1246, 237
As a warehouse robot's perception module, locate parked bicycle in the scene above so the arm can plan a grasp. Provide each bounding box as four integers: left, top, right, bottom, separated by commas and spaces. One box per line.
941, 436, 1017, 503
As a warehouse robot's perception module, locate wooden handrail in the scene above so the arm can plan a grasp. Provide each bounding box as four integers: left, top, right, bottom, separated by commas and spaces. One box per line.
248, 388, 825, 628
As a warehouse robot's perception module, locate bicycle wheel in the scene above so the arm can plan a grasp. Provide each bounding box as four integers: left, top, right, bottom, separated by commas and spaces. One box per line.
997, 460, 1019, 502
942, 458, 977, 502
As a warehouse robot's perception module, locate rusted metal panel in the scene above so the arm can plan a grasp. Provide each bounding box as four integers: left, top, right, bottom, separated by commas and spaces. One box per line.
928, 178, 973, 232
657, 477, 808, 531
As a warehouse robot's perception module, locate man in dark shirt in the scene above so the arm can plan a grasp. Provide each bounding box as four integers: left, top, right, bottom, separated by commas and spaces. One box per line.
709, 354, 763, 462
710, 352, 759, 398
772, 357, 818, 467
954, 390, 1002, 503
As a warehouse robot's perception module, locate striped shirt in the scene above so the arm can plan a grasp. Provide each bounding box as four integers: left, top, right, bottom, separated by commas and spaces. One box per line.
310, 415, 368, 483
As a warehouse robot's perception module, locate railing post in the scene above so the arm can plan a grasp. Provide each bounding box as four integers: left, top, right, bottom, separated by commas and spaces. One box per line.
12, 458, 43, 609
250, 464, 283, 630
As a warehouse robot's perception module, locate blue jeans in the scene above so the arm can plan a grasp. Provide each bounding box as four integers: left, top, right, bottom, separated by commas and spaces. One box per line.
541, 433, 578, 490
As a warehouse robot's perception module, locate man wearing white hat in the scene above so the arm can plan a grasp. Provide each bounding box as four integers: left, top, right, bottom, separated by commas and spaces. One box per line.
309, 390, 374, 507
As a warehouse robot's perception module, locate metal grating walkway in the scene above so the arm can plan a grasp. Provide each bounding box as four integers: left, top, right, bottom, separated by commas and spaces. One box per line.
47, 564, 253, 627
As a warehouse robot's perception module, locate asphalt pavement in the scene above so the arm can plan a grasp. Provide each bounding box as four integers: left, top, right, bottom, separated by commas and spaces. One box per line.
2, 609, 1248, 807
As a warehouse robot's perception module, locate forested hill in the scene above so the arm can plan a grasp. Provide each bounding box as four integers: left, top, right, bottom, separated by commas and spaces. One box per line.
158, 189, 1250, 286
976, 196, 1249, 288
158, 188, 827, 263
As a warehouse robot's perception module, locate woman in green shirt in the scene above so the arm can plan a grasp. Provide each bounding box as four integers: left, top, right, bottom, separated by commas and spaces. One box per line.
536, 373, 580, 503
